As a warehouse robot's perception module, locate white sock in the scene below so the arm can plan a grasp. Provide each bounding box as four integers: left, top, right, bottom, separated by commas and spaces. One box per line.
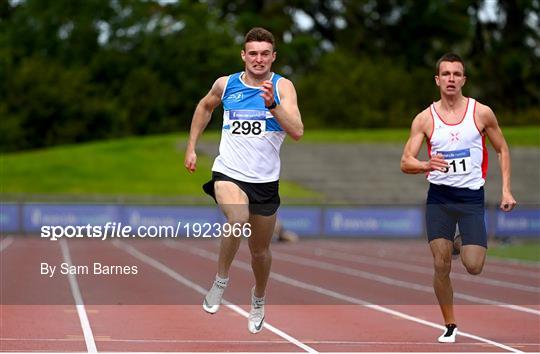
252, 288, 265, 306
214, 274, 229, 288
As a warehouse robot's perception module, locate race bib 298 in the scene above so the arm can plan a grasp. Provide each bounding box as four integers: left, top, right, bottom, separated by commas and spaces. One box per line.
228, 110, 266, 137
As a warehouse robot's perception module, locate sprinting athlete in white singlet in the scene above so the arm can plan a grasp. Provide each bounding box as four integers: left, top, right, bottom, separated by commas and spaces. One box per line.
212, 71, 286, 183
184, 27, 303, 334
401, 53, 516, 343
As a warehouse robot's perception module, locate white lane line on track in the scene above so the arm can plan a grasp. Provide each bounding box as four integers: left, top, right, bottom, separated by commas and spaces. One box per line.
113, 240, 318, 354
323, 241, 540, 278
170, 242, 524, 353
0, 236, 14, 252
268, 250, 540, 316
59, 239, 97, 353
0, 337, 301, 344
2, 337, 538, 346
301, 246, 539, 293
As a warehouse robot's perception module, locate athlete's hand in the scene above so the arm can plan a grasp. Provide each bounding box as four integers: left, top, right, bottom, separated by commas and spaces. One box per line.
427, 154, 449, 172
184, 150, 197, 173
260, 80, 275, 107
500, 192, 516, 212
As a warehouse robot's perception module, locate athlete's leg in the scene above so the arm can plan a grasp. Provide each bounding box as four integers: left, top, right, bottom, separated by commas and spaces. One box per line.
247, 213, 276, 298
214, 181, 250, 278
429, 238, 456, 325
202, 181, 249, 314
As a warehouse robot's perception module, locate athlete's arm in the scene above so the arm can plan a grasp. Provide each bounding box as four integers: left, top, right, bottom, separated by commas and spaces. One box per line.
478, 104, 516, 211
184, 77, 226, 173
261, 79, 303, 141
400, 110, 448, 174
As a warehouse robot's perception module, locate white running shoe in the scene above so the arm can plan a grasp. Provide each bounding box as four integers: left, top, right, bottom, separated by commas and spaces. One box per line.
248, 289, 265, 334
203, 277, 227, 314
438, 324, 458, 343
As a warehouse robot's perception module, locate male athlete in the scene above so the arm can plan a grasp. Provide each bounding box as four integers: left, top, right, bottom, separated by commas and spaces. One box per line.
184, 27, 303, 333
400, 53, 516, 343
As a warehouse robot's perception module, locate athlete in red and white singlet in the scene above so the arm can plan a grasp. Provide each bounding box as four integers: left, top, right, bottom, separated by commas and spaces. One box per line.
427, 97, 488, 190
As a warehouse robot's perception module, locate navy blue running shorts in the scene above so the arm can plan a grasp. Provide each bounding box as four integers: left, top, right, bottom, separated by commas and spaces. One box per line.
426, 183, 487, 248
203, 171, 280, 216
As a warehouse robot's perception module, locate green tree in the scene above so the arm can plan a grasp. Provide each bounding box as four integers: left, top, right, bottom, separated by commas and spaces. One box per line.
298, 51, 435, 128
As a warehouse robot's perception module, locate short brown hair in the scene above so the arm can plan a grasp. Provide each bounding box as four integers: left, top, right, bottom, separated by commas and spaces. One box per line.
436, 53, 465, 75
244, 27, 275, 50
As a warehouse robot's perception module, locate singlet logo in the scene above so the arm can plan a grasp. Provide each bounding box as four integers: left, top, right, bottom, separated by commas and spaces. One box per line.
449, 130, 460, 142
225, 92, 243, 103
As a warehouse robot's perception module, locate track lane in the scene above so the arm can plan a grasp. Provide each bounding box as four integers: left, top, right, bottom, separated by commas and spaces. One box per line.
317, 240, 540, 281
131, 240, 487, 352
2, 237, 537, 352
0, 238, 88, 352
271, 243, 539, 307
63, 238, 311, 352
167, 239, 527, 352
292, 243, 539, 293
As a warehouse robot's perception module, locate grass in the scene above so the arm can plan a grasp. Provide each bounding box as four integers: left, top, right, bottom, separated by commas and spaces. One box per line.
498, 126, 540, 146
302, 129, 410, 143
1, 126, 537, 199
488, 241, 540, 262
0, 134, 319, 200
301, 126, 540, 146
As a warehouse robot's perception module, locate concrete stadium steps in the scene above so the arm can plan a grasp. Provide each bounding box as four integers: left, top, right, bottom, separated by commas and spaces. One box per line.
197, 141, 540, 205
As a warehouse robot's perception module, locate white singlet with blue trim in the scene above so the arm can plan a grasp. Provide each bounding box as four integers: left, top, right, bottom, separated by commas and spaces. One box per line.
212, 72, 286, 183
427, 98, 488, 190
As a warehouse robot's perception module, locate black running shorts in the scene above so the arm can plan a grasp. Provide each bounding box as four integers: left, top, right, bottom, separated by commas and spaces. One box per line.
203, 172, 280, 216
426, 183, 487, 248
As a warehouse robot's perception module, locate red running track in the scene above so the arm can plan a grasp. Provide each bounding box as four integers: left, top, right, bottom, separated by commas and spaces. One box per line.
1, 236, 539, 352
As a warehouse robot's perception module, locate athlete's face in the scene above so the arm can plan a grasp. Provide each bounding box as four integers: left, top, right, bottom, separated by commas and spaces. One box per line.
435, 61, 466, 96
241, 41, 276, 78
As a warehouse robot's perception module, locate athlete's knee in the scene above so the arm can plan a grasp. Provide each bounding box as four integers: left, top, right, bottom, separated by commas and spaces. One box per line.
464, 261, 484, 275
250, 247, 271, 263
433, 256, 451, 277
225, 210, 249, 226
461, 245, 486, 275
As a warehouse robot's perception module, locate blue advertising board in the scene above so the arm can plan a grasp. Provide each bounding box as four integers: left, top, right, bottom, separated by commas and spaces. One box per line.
324, 207, 423, 237
23, 204, 121, 232
8, 202, 539, 239
0, 203, 20, 234
278, 207, 322, 236
494, 208, 540, 237
123, 206, 222, 237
